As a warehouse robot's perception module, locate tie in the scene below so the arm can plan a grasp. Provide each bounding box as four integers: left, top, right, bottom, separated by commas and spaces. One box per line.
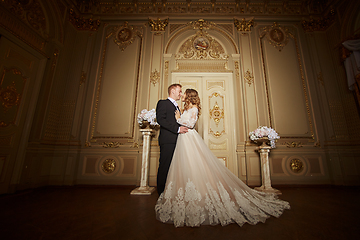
175, 105, 181, 115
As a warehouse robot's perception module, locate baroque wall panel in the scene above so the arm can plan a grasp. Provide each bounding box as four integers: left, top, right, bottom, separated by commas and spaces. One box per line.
91, 23, 143, 141
77, 153, 139, 185
259, 23, 313, 139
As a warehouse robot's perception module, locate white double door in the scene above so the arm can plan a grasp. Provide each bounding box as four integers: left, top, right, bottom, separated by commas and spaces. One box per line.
172, 72, 238, 175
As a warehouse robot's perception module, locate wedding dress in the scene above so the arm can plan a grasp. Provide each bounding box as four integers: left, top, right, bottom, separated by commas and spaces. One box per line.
155, 107, 290, 227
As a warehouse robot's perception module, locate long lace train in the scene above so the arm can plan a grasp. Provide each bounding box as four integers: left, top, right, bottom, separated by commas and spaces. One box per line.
155, 108, 290, 227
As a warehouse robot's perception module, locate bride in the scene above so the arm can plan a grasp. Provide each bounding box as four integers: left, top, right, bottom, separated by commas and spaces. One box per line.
155, 89, 290, 227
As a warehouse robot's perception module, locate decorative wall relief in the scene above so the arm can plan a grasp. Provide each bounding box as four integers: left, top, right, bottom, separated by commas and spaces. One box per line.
175, 31, 228, 61
187, 19, 217, 31
0, 68, 26, 127
283, 141, 303, 148
75, 1, 328, 17
302, 9, 335, 32
102, 142, 124, 148
69, 8, 101, 31
174, 21, 229, 72
111, 22, 143, 51
290, 158, 304, 173
1, 0, 47, 36
209, 92, 225, 137
163, 61, 169, 90
150, 69, 160, 86
148, 18, 168, 34
234, 18, 254, 32
260, 22, 292, 51
101, 158, 116, 174
0, 0, 47, 55
244, 69, 254, 86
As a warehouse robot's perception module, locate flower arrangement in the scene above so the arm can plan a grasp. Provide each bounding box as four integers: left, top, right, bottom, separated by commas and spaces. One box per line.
249, 126, 280, 148
137, 109, 159, 128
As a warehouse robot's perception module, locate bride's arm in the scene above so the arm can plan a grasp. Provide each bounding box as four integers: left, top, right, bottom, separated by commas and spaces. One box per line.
176, 108, 198, 128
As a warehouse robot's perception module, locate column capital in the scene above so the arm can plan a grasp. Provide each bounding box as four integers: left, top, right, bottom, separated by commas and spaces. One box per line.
148, 18, 169, 35
234, 18, 254, 33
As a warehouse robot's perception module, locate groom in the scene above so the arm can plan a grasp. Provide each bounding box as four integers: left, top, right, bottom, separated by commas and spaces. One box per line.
156, 83, 188, 195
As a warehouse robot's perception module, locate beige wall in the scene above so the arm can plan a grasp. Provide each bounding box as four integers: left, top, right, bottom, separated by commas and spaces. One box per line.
0, 0, 360, 194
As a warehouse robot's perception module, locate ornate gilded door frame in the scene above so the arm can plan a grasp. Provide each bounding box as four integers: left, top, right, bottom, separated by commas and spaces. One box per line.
172, 72, 238, 176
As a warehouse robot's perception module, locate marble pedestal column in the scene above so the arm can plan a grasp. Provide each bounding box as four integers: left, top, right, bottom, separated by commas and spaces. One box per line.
254, 141, 281, 195
131, 129, 156, 195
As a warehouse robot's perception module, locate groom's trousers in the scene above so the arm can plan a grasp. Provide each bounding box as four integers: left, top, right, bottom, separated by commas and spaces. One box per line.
157, 143, 176, 195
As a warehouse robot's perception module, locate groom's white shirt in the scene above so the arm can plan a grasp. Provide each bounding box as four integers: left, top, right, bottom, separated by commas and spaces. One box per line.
167, 97, 181, 133
167, 97, 178, 108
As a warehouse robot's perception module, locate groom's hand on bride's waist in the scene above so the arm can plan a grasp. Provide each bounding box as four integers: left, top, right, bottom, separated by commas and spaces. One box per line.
179, 126, 189, 134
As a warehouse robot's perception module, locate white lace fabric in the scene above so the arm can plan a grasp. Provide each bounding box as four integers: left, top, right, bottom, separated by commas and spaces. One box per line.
176, 107, 198, 128
155, 108, 290, 227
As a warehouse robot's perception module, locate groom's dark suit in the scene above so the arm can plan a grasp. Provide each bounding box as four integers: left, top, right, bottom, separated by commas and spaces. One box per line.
156, 99, 180, 195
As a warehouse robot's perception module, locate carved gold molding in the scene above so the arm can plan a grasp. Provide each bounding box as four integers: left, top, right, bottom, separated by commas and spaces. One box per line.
130, 142, 139, 148
260, 22, 292, 52
0, 81, 20, 112
283, 141, 303, 148
102, 142, 124, 148
173, 61, 231, 72
0, 121, 8, 127
110, 22, 143, 51
164, 61, 169, 90
244, 69, 254, 87
75, 1, 329, 17
209, 102, 224, 127
0, 135, 12, 145
293, 34, 315, 140
187, 19, 217, 31
210, 129, 225, 138
290, 158, 304, 173
259, 37, 273, 127
101, 158, 116, 173
150, 69, 160, 86
1, 0, 47, 35
52, 50, 59, 71
0, 68, 26, 127
0, 2, 47, 56
80, 71, 86, 86
209, 92, 225, 138
69, 9, 101, 31
234, 18, 254, 32
175, 31, 228, 61
302, 9, 335, 32
234, 61, 240, 82
148, 18, 168, 34
165, 19, 238, 55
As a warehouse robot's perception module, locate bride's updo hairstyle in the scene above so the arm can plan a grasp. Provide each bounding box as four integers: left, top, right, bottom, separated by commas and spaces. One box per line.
184, 89, 201, 115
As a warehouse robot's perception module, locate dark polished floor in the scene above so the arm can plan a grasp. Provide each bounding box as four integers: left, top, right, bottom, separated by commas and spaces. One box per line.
0, 185, 359, 240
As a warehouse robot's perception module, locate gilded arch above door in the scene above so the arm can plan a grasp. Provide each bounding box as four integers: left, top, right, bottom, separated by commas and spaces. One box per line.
175, 31, 228, 60
165, 19, 238, 55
